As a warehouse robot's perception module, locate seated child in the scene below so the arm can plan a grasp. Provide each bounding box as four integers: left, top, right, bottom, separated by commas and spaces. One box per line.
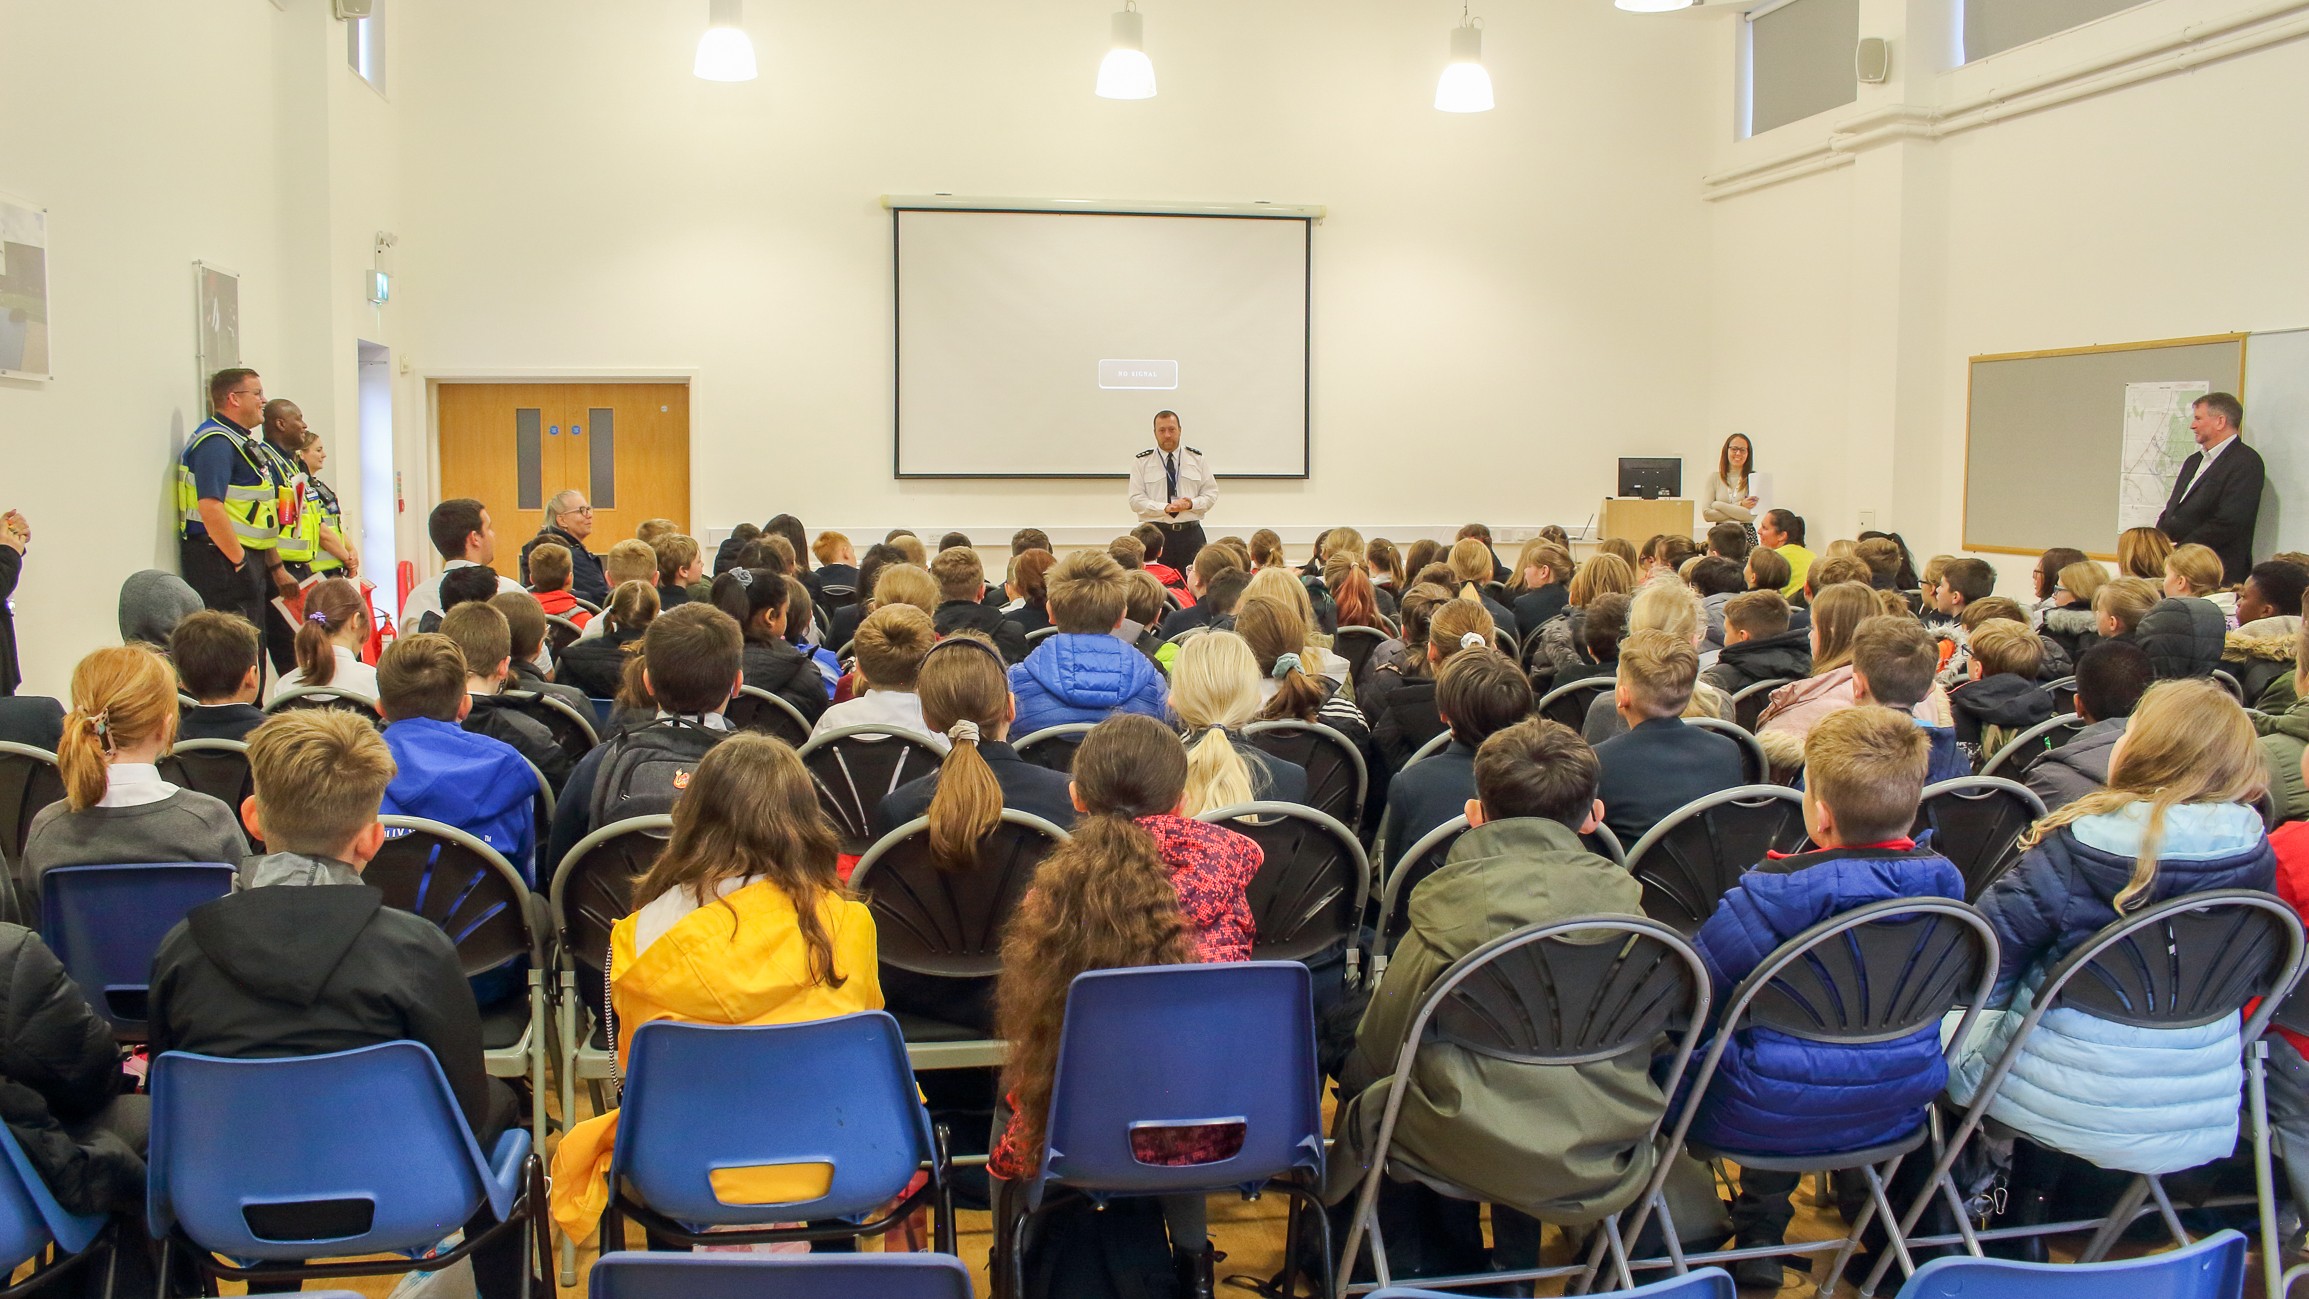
1169, 631, 1308, 815
1367, 598, 1495, 772
1704, 589, 1811, 696
170, 611, 266, 742
1849, 615, 1965, 782
813, 604, 945, 744
1007, 550, 1169, 735
1593, 629, 1747, 847
440, 602, 573, 790
2027, 640, 2154, 811
1381, 650, 1531, 873
490, 590, 596, 717
1946, 619, 2053, 767
710, 566, 830, 724
376, 633, 541, 884
931, 546, 1029, 664
525, 541, 592, 628
270, 577, 377, 701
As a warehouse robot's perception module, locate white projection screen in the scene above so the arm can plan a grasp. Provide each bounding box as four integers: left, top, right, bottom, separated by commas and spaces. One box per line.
893, 207, 1312, 478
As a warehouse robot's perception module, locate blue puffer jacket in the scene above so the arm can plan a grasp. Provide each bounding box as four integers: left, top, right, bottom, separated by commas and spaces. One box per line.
1689, 844, 1966, 1156
1008, 633, 1172, 736
1949, 801, 2273, 1174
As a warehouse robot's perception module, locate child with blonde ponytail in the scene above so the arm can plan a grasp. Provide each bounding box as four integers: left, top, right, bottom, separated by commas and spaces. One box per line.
1950, 678, 2275, 1179
23, 645, 246, 897
1167, 632, 1309, 815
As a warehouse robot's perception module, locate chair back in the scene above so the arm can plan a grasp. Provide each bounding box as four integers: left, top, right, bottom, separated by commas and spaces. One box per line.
1013, 723, 1098, 773
1196, 803, 1370, 965
148, 1041, 512, 1260
2038, 890, 2305, 1036
41, 862, 236, 1038
1423, 917, 1710, 1068
549, 816, 673, 985
1332, 626, 1389, 687
850, 812, 1070, 978
1685, 716, 1769, 785
158, 741, 259, 843
1584, 823, 1627, 866
724, 686, 812, 748
2210, 668, 2244, 702
1913, 777, 2046, 900
589, 1251, 974, 1299
612, 1015, 935, 1225
1033, 963, 1321, 1204
1624, 785, 1809, 931
1536, 677, 1612, 729
1381, 815, 1470, 946
1242, 720, 1370, 826
0, 743, 65, 867
2038, 674, 2079, 716
1729, 898, 1997, 1047
370, 817, 542, 975
1730, 678, 1795, 731
1399, 730, 1452, 771
1024, 626, 1060, 645
544, 615, 585, 657
1895, 1226, 2244, 1299
794, 726, 946, 855
0, 1096, 105, 1274
496, 690, 600, 765
265, 686, 383, 721
1978, 712, 2085, 779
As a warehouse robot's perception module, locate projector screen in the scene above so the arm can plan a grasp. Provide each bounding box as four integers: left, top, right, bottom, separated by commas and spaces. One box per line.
893, 207, 1312, 478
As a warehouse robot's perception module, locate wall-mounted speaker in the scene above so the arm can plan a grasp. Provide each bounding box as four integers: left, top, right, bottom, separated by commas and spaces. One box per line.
1857, 36, 1891, 84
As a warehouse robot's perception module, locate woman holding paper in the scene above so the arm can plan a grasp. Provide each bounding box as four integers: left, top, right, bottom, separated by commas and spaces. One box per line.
1703, 433, 1762, 545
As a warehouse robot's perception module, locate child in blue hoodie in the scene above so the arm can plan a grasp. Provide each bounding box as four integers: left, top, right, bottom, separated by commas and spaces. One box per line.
1691, 705, 1964, 1290
375, 633, 540, 885
1008, 549, 1170, 735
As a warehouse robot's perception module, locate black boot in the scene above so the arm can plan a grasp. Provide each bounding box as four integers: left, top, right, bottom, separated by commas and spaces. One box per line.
1730, 1237, 1789, 1291
1174, 1242, 1216, 1299
1986, 1185, 2051, 1264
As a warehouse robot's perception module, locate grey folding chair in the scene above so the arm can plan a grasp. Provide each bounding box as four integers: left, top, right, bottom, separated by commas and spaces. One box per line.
1372, 815, 1469, 987
724, 685, 813, 748
1013, 722, 1098, 774
1978, 712, 2085, 780
1398, 731, 1452, 772
1242, 719, 1371, 828
1622, 785, 1809, 932
1196, 802, 1370, 980
1536, 677, 1613, 730
1912, 777, 2046, 900
1684, 716, 1770, 786
1730, 678, 1796, 732
793, 725, 945, 856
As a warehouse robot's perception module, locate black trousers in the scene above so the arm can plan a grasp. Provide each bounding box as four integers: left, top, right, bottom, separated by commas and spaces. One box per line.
180, 537, 292, 675
1152, 520, 1207, 571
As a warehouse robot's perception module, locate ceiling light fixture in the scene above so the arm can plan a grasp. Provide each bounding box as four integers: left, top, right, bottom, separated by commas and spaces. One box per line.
1434, 6, 1494, 113
1616, 0, 1696, 12
1097, 1, 1157, 100
693, 0, 757, 82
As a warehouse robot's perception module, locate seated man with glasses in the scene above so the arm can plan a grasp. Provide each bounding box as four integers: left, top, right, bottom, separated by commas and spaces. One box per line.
519, 489, 607, 605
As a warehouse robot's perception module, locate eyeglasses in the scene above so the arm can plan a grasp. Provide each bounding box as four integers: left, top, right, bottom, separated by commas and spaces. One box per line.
231, 387, 264, 400
563, 505, 594, 515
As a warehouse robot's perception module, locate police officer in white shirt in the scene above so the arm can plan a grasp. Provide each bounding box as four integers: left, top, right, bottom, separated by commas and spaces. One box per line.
1127, 409, 1217, 570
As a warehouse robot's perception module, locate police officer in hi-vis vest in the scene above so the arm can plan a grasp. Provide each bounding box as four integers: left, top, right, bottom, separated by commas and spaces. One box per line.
261, 398, 357, 581
1127, 409, 1217, 571
178, 368, 299, 672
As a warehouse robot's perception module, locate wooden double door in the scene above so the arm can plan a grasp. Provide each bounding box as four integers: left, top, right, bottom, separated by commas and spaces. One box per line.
437, 382, 691, 577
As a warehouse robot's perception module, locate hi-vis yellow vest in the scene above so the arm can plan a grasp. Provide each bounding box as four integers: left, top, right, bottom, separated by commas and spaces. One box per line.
175, 418, 283, 551
304, 477, 344, 574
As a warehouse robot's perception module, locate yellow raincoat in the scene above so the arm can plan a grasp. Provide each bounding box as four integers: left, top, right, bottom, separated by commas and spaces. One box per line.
547, 878, 882, 1240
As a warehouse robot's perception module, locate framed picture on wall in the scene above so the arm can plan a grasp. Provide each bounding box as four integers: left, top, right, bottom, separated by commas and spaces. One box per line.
0, 193, 52, 382
194, 261, 240, 405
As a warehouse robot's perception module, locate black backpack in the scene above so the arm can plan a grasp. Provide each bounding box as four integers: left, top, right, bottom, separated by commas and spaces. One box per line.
587, 717, 727, 827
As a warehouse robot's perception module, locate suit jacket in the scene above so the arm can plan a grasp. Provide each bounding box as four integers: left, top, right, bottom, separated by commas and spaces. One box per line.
2156, 437, 2265, 584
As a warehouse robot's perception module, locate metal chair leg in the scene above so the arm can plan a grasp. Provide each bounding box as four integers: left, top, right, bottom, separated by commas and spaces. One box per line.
2255, 1042, 2286, 1299
2078, 1177, 2154, 1263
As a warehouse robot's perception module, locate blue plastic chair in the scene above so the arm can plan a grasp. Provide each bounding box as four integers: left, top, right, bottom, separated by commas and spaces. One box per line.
589, 1250, 974, 1299
0, 1120, 107, 1294
147, 1041, 540, 1291
606, 1014, 952, 1252
1893, 1228, 2245, 1298
38, 861, 235, 1040
1008, 962, 1327, 1299
1373, 1266, 1734, 1298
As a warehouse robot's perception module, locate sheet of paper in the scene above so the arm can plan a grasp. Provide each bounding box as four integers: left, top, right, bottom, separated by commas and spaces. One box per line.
2119, 381, 2209, 530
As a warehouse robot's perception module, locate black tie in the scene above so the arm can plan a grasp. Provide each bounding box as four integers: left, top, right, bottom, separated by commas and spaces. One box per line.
1165, 453, 1179, 503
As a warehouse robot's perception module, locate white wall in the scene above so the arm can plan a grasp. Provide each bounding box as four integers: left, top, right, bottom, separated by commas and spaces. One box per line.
390, 0, 1719, 545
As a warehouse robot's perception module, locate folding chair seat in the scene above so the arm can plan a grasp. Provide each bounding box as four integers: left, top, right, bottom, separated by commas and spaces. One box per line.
1912, 777, 2046, 900
1196, 802, 1370, 979
1730, 678, 1796, 733
369, 817, 551, 1152
1864, 890, 2306, 1299
1242, 719, 1371, 828
1338, 918, 1712, 1295
147, 1041, 544, 1294
1004, 963, 1329, 1299
0, 1119, 110, 1297
1978, 713, 2085, 780
851, 811, 1069, 1071
156, 739, 259, 848
589, 1249, 973, 1299
602, 1015, 952, 1254
2038, 674, 2079, 717
1623, 785, 1808, 932
1024, 626, 1060, 647
1895, 1227, 2244, 1299
1600, 898, 1999, 1296
795, 725, 945, 856
723, 685, 812, 748
39, 862, 236, 1041
1013, 722, 1097, 773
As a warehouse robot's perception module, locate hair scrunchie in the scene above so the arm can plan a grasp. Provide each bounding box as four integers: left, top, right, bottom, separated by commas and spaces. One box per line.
307, 609, 332, 624
1459, 631, 1487, 650
732, 567, 754, 587
1270, 652, 1302, 680
946, 719, 981, 744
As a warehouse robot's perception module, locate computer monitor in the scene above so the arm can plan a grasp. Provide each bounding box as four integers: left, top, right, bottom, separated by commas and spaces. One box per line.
1617, 457, 1683, 500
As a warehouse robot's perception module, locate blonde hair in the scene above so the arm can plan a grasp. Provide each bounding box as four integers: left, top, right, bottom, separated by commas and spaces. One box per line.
653, 534, 700, 587
2093, 576, 2160, 634
2057, 560, 2110, 604
1428, 598, 1496, 669
244, 709, 396, 855
59, 645, 180, 811
1630, 576, 1703, 644
2118, 527, 2175, 582
1243, 565, 1322, 637
1169, 632, 1263, 817
812, 530, 851, 565
1323, 527, 1365, 566
1804, 705, 1931, 844
605, 538, 658, 587
1968, 619, 2044, 679
872, 563, 939, 616
2020, 679, 2266, 912
1047, 549, 1129, 633
2165, 543, 2224, 597
853, 605, 936, 690
1618, 628, 1698, 720
635, 518, 679, 547
1808, 583, 1879, 675
1447, 537, 1493, 599
890, 533, 927, 567
1568, 552, 1637, 607
1514, 539, 1573, 591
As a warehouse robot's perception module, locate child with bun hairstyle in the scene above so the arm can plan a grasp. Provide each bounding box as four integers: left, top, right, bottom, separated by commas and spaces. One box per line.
1368, 597, 1496, 772
270, 577, 376, 701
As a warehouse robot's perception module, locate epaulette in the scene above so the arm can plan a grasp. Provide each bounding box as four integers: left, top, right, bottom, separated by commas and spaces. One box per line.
1137, 448, 1156, 458
1186, 446, 1203, 455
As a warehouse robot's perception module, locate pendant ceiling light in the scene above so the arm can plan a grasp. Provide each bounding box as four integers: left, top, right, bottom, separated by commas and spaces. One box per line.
694, 0, 758, 82
1097, 1, 1158, 100
1434, 7, 1494, 113
1616, 0, 1696, 11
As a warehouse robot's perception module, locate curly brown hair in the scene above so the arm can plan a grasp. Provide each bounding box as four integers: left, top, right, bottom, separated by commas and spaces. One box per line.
992, 816, 1194, 1177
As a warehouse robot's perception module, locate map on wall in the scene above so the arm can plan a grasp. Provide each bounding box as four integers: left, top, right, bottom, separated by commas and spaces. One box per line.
0, 195, 49, 381
2118, 380, 2209, 531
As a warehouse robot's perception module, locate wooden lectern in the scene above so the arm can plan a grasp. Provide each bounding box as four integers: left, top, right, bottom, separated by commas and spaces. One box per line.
1601, 497, 1695, 544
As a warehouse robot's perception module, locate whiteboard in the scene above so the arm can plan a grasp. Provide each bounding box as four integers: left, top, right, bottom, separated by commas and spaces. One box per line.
2248, 328, 2309, 556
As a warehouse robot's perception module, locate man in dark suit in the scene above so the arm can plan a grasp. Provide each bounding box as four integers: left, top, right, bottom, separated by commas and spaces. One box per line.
2155, 392, 2265, 584
1593, 629, 1746, 848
